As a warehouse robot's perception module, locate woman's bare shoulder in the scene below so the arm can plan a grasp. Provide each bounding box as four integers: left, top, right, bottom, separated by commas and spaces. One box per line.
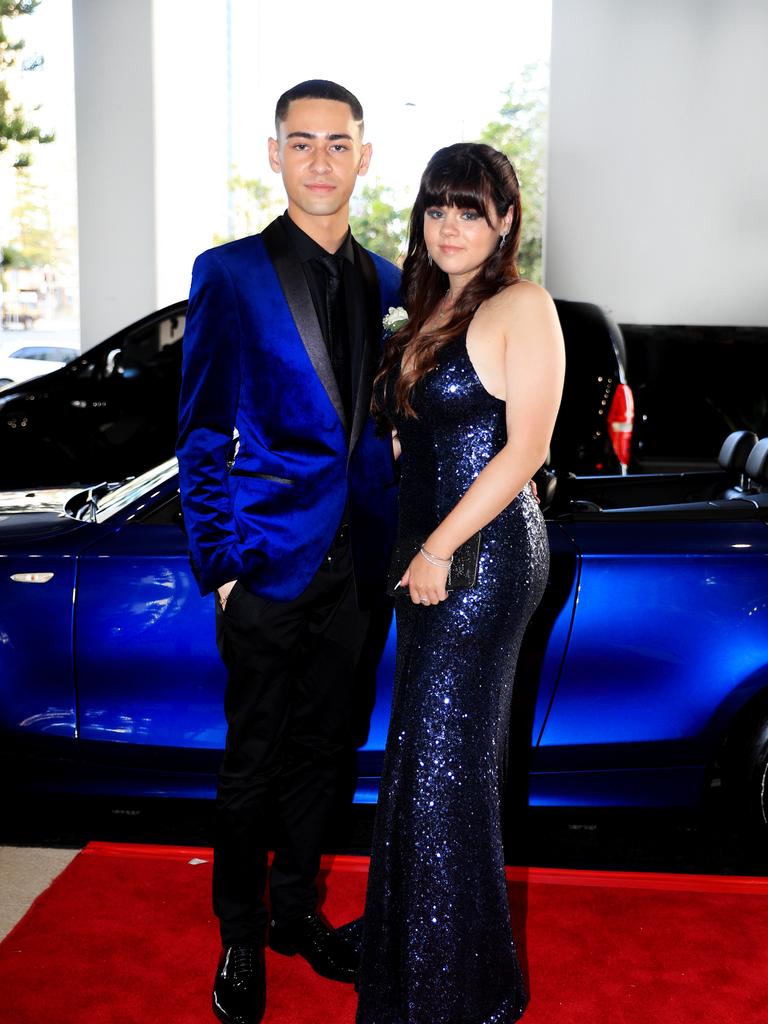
490, 279, 556, 317
483, 280, 561, 339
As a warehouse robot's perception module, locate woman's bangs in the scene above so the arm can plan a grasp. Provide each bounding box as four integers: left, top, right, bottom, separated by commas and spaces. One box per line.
422, 174, 491, 222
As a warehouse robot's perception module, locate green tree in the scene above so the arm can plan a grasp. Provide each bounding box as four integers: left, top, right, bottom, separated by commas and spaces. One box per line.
1, 0, 53, 168
10, 167, 57, 265
216, 174, 283, 243
479, 64, 548, 282
1, 242, 27, 268
1, 167, 74, 294
350, 181, 408, 265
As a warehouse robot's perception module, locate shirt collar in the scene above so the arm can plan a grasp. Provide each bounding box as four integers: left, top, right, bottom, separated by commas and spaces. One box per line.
281, 211, 355, 266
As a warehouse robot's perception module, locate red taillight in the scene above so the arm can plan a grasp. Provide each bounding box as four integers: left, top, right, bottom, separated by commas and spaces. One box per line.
607, 383, 634, 469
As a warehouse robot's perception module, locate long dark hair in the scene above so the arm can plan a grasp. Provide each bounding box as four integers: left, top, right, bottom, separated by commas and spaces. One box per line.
373, 142, 522, 423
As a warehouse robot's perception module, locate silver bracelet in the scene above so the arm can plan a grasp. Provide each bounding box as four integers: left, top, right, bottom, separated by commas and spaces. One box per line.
419, 544, 453, 568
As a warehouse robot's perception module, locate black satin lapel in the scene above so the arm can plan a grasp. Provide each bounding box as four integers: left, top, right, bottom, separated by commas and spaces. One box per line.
261, 219, 346, 429
349, 242, 383, 455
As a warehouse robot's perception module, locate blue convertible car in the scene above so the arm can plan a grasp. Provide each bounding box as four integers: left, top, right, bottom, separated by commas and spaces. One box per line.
2, 431, 768, 828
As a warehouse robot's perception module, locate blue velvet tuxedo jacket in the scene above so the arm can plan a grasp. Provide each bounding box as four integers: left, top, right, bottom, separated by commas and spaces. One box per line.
177, 216, 402, 603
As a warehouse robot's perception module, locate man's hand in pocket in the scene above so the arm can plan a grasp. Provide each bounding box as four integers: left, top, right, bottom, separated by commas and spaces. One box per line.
218, 580, 237, 610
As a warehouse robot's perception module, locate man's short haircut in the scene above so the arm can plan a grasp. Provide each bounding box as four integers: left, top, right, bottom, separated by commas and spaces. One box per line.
275, 80, 364, 134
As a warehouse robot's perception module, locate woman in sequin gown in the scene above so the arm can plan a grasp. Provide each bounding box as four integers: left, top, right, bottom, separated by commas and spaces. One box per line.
349, 143, 565, 1024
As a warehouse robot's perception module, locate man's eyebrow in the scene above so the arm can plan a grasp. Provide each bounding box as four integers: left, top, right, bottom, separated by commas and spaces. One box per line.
284, 131, 354, 141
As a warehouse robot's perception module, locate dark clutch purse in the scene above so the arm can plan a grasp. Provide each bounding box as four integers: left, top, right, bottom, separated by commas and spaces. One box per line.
386, 532, 482, 597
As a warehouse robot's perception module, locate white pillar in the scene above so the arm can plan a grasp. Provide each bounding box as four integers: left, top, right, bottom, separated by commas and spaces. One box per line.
544, 0, 768, 326
72, 0, 229, 349
73, 0, 156, 349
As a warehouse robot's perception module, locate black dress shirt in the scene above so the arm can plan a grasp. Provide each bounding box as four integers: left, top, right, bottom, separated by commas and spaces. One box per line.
280, 212, 364, 429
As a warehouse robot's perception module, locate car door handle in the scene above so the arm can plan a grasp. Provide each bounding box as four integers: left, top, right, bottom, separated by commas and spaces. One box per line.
10, 572, 54, 583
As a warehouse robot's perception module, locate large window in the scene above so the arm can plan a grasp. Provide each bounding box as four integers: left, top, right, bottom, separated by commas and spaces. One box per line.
0, 1, 79, 349
224, 1, 552, 278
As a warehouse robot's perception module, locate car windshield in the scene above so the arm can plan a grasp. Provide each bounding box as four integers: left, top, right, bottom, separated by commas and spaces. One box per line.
10, 346, 79, 362
91, 458, 179, 522
62, 460, 179, 524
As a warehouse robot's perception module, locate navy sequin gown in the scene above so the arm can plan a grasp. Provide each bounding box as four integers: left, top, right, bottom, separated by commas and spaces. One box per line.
349, 331, 549, 1024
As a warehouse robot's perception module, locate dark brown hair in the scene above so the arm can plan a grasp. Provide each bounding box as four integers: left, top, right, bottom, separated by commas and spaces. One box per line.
373, 142, 521, 422
274, 80, 364, 134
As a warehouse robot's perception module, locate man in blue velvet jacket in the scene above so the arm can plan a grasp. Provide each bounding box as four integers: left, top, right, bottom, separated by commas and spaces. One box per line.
176, 80, 401, 1024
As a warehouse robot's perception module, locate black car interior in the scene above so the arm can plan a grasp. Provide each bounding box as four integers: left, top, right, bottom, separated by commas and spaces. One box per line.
555, 430, 768, 521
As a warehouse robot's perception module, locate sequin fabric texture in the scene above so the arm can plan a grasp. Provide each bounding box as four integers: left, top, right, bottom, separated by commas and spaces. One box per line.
351, 333, 549, 1023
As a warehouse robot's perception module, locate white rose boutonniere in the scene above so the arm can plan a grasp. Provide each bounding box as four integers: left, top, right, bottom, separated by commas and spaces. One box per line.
382, 306, 408, 337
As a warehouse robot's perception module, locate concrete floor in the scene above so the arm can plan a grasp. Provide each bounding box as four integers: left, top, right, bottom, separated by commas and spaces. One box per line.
0, 846, 79, 941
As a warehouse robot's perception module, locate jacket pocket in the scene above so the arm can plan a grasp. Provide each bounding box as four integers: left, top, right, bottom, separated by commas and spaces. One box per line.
229, 469, 296, 486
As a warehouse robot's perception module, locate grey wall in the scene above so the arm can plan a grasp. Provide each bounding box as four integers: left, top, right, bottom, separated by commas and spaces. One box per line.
545, 0, 768, 326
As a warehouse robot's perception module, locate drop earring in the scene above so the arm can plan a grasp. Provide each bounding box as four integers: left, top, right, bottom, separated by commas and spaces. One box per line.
427, 252, 433, 267
499, 232, 508, 249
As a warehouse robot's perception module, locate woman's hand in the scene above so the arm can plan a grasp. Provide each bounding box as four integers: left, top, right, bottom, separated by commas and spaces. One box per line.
399, 553, 449, 606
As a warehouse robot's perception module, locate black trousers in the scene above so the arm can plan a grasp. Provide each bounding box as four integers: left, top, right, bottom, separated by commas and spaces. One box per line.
212, 527, 368, 946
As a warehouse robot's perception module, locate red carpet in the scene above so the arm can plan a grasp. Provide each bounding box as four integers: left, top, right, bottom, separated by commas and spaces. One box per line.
2, 842, 768, 1023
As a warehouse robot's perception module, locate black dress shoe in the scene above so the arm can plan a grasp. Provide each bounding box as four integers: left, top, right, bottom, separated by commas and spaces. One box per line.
268, 913, 357, 983
212, 945, 266, 1024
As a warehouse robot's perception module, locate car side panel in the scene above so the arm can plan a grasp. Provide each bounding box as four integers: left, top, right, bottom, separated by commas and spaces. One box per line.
73, 514, 581, 807
535, 520, 768, 800
0, 556, 77, 738
74, 525, 226, 747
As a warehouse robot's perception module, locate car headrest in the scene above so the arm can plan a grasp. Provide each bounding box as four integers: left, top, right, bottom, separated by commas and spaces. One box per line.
718, 430, 758, 472
533, 465, 557, 512
745, 438, 768, 486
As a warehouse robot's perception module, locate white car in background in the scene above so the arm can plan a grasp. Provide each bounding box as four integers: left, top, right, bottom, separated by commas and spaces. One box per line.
0, 338, 80, 389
